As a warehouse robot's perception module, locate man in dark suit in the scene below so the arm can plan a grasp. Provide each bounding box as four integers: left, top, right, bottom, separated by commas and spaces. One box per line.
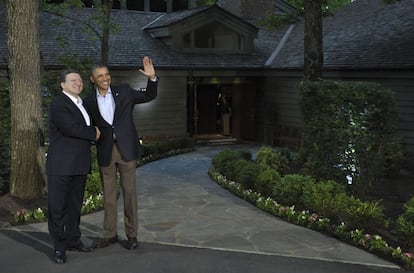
83, 56, 157, 250
46, 70, 101, 263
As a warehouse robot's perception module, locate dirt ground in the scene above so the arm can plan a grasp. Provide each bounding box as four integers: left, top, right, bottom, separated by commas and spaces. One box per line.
0, 193, 48, 225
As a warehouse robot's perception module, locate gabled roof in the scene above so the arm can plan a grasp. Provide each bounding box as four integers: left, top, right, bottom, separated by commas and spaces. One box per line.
145, 5, 257, 31
144, 4, 258, 46
268, 0, 414, 69
0, 5, 269, 70
0, 0, 412, 71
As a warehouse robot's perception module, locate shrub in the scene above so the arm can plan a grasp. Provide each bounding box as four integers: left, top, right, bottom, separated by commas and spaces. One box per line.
299, 79, 403, 194
255, 166, 281, 197
211, 149, 252, 178
255, 145, 290, 175
395, 197, 414, 249
341, 196, 388, 233
85, 146, 102, 195
232, 159, 259, 190
142, 137, 196, 158
85, 170, 102, 194
302, 179, 347, 221
272, 174, 315, 208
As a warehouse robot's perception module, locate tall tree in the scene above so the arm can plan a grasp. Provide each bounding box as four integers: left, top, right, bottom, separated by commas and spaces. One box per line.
7, 0, 44, 199
303, 0, 323, 80
259, 0, 352, 79
41, 0, 118, 66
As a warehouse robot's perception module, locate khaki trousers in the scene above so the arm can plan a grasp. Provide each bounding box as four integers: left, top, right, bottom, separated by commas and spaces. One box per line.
100, 144, 138, 239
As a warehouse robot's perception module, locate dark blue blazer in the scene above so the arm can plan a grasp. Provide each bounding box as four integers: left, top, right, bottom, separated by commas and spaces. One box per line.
46, 93, 97, 176
83, 79, 157, 167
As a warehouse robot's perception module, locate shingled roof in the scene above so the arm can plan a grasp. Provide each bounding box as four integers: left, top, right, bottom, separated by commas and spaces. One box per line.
0, 0, 412, 71
268, 0, 414, 69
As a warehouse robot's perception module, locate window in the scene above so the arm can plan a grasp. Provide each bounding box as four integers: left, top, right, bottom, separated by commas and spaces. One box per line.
183, 22, 244, 51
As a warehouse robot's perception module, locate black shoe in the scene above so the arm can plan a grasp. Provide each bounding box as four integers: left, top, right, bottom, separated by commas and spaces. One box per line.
94, 236, 118, 248
67, 243, 93, 252
53, 250, 66, 264
126, 237, 138, 250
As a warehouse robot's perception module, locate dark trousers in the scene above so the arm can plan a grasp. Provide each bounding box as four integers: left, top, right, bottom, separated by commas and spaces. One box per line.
47, 175, 87, 251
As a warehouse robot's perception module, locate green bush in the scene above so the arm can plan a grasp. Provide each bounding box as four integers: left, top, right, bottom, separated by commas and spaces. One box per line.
211, 149, 252, 178
395, 197, 414, 249
85, 169, 102, 195
302, 179, 347, 221
299, 79, 403, 194
341, 196, 388, 233
272, 174, 315, 208
255, 166, 281, 197
256, 145, 290, 175
232, 159, 259, 190
84, 147, 102, 194
139, 137, 196, 165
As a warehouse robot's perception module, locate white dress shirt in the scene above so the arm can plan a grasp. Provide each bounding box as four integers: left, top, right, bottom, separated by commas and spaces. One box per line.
62, 91, 91, 126
96, 88, 115, 125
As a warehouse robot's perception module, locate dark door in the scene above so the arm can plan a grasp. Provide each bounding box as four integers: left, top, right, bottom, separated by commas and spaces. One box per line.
232, 83, 256, 140
196, 86, 217, 134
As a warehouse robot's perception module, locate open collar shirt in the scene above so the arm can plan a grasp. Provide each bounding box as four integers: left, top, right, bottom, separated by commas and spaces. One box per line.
96, 87, 115, 125
62, 90, 91, 126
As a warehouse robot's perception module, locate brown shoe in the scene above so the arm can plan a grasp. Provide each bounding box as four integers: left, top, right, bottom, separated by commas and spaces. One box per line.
94, 236, 118, 248
125, 237, 138, 250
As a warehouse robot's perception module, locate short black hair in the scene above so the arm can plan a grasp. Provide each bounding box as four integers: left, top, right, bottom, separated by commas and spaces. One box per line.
90, 64, 108, 76
60, 69, 81, 83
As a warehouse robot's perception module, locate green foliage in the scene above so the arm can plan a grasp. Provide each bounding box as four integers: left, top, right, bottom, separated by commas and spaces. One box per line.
258, 0, 353, 28
0, 83, 10, 193
139, 137, 196, 165
302, 179, 347, 221
272, 174, 315, 208
210, 148, 414, 269
13, 208, 46, 223
299, 80, 403, 195
255, 166, 281, 197
395, 197, 414, 249
232, 159, 259, 190
341, 196, 388, 233
41, 0, 120, 70
211, 149, 252, 178
256, 145, 290, 175
82, 146, 103, 214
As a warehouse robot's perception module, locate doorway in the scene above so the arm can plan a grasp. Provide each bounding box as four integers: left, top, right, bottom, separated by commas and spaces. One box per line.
195, 85, 232, 136
188, 79, 256, 140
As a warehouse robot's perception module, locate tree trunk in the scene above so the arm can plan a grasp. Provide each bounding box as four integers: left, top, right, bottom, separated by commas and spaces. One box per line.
304, 0, 323, 80
7, 0, 44, 199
